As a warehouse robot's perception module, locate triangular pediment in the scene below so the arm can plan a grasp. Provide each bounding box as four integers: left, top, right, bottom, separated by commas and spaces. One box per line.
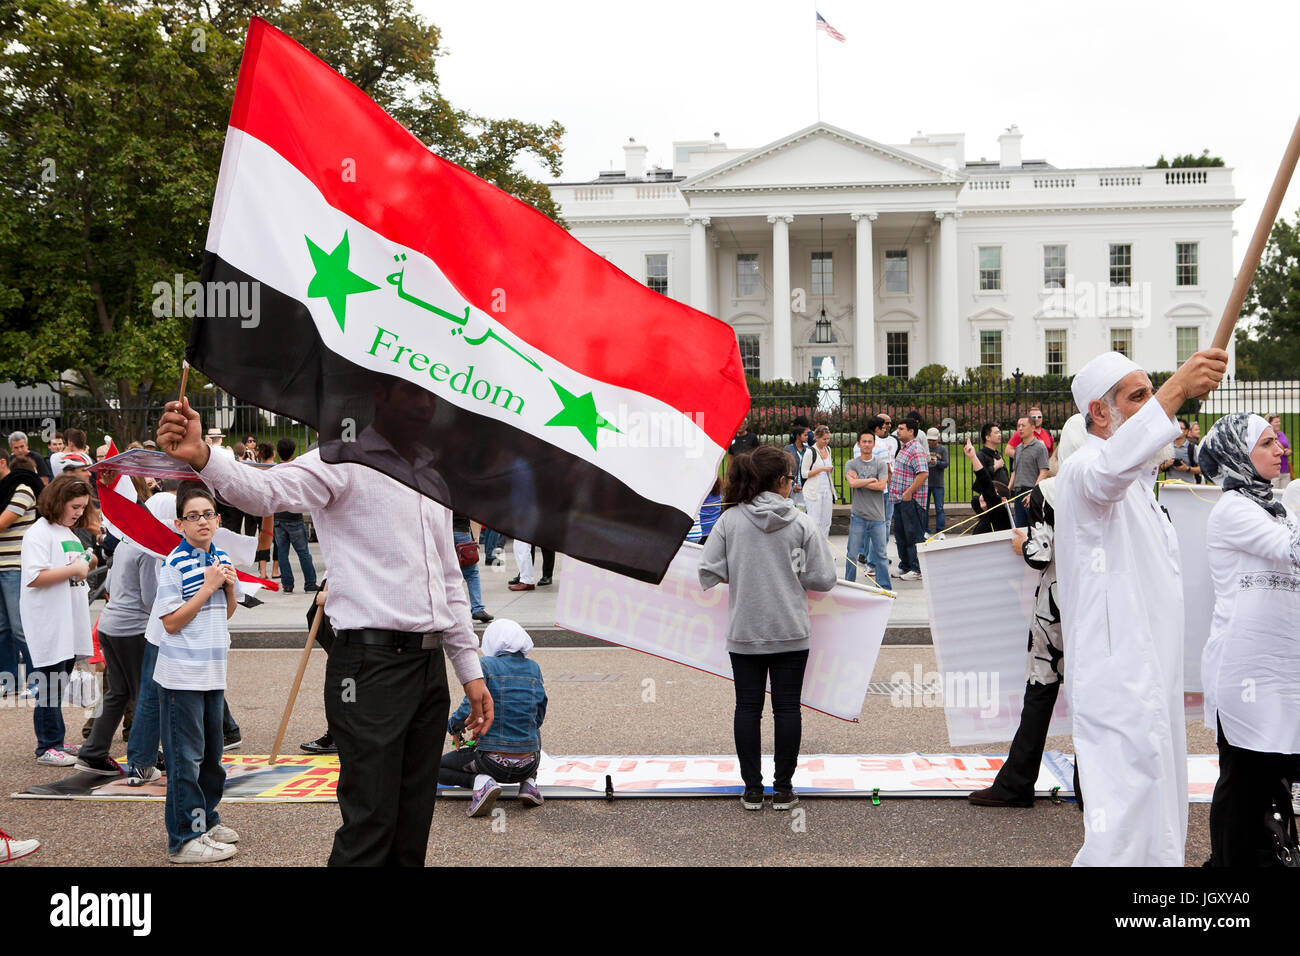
680, 123, 962, 191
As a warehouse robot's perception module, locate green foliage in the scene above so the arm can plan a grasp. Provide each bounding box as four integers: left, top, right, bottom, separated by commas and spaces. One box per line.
0, 0, 566, 435
1235, 211, 1300, 380
1153, 149, 1225, 168
912, 363, 949, 387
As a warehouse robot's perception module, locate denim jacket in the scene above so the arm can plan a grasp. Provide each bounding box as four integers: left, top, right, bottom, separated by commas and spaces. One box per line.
448, 652, 547, 753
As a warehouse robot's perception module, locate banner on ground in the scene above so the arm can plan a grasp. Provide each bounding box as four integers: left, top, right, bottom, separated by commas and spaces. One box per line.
917, 529, 1070, 747
190, 18, 750, 584
555, 543, 892, 721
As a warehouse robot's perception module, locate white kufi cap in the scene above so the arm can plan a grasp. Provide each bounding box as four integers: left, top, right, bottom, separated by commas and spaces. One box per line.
1071, 351, 1141, 413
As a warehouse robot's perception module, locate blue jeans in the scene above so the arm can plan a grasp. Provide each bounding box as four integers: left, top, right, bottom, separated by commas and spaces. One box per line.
32, 659, 74, 755
929, 485, 946, 533
160, 687, 226, 854
892, 499, 925, 574
274, 518, 317, 591
481, 528, 504, 565
0, 568, 32, 689
845, 514, 891, 590
1013, 490, 1032, 528
127, 642, 161, 771
455, 531, 485, 613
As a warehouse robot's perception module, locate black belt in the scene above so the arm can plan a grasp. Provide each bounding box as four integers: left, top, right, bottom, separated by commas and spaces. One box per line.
336, 628, 443, 651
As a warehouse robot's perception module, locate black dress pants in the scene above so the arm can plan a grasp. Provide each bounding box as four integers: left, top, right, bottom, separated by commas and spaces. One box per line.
529, 546, 555, 579
1210, 716, 1296, 867
984, 678, 1083, 807
324, 641, 451, 867
81, 631, 145, 763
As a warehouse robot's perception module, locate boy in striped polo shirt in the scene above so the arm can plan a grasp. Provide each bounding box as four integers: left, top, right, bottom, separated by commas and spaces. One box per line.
152, 483, 241, 863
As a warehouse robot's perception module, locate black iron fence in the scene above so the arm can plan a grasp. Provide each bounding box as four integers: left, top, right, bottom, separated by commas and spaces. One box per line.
0, 393, 317, 460
745, 375, 1300, 505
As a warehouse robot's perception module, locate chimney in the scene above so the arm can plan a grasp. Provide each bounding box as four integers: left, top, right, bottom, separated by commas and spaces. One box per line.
998, 125, 1023, 168
623, 137, 648, 180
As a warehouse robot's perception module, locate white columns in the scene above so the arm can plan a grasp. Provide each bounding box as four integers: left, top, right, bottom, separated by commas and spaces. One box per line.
933, 210, 960, 374
851, 211, 877, 379
687, 216, 711, 313
768, 214, 794, 381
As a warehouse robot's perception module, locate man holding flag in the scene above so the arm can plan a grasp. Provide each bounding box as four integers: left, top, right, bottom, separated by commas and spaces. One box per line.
158, 383, 493, 867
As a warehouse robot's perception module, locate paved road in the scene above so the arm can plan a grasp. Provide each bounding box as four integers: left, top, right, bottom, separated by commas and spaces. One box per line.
0, 646, 1215, 867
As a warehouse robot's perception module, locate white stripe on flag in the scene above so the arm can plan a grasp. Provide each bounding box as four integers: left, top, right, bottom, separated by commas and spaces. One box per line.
207, 127, 721, 521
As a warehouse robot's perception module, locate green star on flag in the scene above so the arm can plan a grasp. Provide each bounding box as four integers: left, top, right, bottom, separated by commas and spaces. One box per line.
544, 379, 620, 450
305, 231, 379, 331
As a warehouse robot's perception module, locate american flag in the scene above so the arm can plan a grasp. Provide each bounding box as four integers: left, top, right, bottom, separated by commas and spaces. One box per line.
816, 12, 846, 42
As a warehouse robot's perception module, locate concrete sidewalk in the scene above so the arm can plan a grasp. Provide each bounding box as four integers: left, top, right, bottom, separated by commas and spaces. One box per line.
91, 534, 934, 647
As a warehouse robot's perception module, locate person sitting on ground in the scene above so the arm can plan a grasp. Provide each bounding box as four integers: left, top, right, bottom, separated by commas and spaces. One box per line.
441, 619, 548, 818
152, 482, 242, 863
20, 475, 96, 767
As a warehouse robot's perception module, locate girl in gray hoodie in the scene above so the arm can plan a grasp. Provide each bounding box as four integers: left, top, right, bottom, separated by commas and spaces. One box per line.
699, 444, 836, 812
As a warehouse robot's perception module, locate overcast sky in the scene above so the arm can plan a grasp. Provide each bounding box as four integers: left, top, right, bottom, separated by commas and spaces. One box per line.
426, 0, 1299, 273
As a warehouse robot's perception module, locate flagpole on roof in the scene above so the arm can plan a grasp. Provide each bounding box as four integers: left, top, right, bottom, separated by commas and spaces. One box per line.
814, 6, 821, 122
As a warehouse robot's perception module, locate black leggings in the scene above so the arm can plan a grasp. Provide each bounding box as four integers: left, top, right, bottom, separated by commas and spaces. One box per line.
729, 649, 808, 791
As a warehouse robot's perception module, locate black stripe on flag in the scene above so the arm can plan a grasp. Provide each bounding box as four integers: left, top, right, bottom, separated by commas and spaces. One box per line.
189, 254, 692, 583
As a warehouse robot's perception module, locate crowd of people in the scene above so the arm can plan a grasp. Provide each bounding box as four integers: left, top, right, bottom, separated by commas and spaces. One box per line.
0, 416, 544, 864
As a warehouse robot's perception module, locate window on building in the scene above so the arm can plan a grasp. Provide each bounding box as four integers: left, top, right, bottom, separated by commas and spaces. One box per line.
1045, 329, 1067, 375
1109, 244, 1132, 287
738, 333, 761, 378
1176, 242, 1199, 286
1043, 245, 1067, 289
886, 331, 909, 378
736, 253, 760, 296
1110, 327, 1133, 358
1176, 326, 1199, 365
979, 330, 1003, 377
811, 251, 833, 295
809, 354, 835, 382
884, 249, 908, 293
645, 254, 668, 295
978, 246, 1002, 291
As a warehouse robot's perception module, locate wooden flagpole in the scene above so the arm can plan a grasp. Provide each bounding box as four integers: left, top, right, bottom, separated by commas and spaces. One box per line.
269, 588, 326, 765
1212, 113, 1300, 350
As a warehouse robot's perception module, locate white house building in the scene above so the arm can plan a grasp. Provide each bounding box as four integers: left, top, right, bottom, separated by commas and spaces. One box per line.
548, 123, 1242, 382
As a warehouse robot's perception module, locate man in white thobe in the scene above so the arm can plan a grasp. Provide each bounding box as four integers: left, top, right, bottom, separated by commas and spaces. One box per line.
1056, 347, 1226, 866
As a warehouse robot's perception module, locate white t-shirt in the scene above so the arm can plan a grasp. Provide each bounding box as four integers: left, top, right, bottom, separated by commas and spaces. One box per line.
19, 517, 93, 668
872, 434, 898, 469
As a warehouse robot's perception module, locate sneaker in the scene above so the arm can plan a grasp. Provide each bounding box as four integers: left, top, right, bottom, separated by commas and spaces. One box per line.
36, 749, 76, 768
300, 733, 337, 755
207, 823, 240, 844
518, 779, 544, 807
168, 833, 237, 864
537, 576, 552, 587
741, 787, 764, 811
125, 765, 162, 786
57, 744, 81, 756
472, 610, 494, 623
772, 789, 799, 810
899, 570, 921, 581
0, 829, 40, 863
223, 733, 242, 752
467, 776, 502, 818
304, 583, 321, 592
74, 754, 124, 776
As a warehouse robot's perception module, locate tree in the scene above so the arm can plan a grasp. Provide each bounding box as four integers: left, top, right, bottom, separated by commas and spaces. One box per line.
1235, 211, 1300, 380
1153, 149, 1225, 168
0, 0, 566, 439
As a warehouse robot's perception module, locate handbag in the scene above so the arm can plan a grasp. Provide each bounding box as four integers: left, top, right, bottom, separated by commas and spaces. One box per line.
62, 664, 100, 709
1265, 777, 1300, 867
455, 539, 480, 567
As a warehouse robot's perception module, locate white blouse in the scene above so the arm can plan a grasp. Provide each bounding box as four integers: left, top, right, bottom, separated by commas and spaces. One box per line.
1203, 491, 1300, 754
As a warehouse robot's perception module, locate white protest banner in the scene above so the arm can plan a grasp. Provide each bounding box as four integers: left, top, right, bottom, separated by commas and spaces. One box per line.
1160, 480, 1221, 723
555, 543, 893, 721
917, 529, 1070, 746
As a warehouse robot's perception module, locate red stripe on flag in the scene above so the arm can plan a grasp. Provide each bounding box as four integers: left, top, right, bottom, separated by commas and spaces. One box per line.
96, 473, 278, 591
225, 18, 748, 449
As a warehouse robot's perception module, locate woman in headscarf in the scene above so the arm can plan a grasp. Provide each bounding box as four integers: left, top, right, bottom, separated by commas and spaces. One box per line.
440, 619, 548, 819
1198, 412, 1300, 866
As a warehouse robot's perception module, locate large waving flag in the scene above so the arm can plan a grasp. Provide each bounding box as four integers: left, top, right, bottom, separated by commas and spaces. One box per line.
191, 18, 749, 583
